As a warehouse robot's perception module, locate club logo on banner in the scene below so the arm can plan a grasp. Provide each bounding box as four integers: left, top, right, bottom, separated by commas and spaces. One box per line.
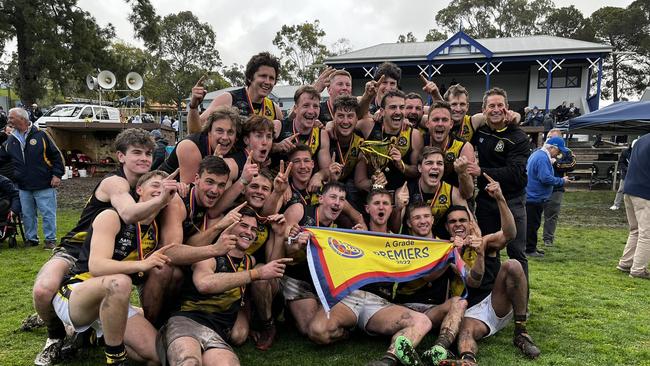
306, 227, 466, 312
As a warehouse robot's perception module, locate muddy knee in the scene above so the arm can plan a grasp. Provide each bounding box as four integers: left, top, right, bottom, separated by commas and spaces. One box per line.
503, 259, 523, 276
102, 274, 133, 300
172, 354, 201, 366
406, 311, 432, 334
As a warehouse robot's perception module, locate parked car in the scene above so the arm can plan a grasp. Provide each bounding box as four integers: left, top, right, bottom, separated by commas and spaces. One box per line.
35, 104, 121, 128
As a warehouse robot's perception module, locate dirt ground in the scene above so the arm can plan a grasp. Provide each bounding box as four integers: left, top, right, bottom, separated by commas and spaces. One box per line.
57, 175, 103, 210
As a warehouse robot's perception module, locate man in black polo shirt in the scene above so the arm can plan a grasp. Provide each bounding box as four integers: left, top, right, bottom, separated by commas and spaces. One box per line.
468, 87, 530, 278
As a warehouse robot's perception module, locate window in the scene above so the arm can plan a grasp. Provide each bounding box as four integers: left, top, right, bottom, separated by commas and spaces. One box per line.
45, 105, 82, 117
538, 67, 582, 89
79, 107, 93, 119
93, 107, 109, 120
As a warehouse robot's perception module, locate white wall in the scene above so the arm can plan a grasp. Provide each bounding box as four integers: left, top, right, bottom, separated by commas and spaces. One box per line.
528, 64, 589, 112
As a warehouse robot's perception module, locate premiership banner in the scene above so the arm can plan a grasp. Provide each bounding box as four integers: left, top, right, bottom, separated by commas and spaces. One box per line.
305, 227, 466, 312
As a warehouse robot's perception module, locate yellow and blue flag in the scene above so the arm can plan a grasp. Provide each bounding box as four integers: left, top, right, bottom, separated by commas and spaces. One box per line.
305, 227, 466, 312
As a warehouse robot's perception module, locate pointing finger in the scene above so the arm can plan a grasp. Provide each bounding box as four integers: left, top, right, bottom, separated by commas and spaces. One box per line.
279, 160, 284, 174
233, 201, 248, 213
166, 168, 180, 181
482, 172, 496, 183
331, 151, 336, 163
419, 74, 429, 85
224, 219, 240, 233
377, 74, 385, 85
289, 132, 300, 141
196, 74, 207, 87
276, 258, 293, 264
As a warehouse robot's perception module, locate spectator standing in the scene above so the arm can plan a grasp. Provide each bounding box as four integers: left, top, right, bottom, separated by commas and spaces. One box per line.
0, 108, 64, 249
150, 129, 169, 170
161, 115, 172, 128
0, 106, 7, 129
616, 133, 650, 279
542, 129, 576, 247
525, 136, 571, 257
611, 140, 635, 210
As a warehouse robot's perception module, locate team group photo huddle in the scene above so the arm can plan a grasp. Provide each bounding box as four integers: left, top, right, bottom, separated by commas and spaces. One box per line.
0, 1, 649, 366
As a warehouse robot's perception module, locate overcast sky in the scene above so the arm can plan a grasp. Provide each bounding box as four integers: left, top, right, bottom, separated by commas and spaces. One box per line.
72, 0, 634, 67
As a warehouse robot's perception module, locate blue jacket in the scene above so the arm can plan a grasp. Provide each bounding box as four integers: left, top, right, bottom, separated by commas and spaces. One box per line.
526, 148, 565, 203
624, 133, 650, 200
0, 125, 64, 191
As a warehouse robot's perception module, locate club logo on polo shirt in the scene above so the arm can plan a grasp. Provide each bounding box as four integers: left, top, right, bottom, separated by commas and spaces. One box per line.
495, 140, 504, 152
445, 152, 456, 162
29, 139, 37, 145
439, 195, 448, 204
398, 136, 408, 146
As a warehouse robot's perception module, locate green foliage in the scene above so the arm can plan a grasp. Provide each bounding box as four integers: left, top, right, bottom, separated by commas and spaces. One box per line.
434, 0, 554, 38
272, 20, 331, 84
1, 192, 650, 366
397, 32, 417, 43
545, 5, 593, 40
424, 29, 447, 42
127, 4, 225, 107
126, 0, 161, 50
589, 6, 650, 100
0, 0, 115, 105
222, 63, 245, 87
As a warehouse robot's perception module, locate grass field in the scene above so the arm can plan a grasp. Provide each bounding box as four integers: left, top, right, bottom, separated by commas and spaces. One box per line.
1, 191, 649, 366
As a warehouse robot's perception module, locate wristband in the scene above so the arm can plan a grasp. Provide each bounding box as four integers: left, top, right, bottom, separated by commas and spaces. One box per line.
239, 177, 249, 186
249, 269, 260, 281
189, 103, 198, 110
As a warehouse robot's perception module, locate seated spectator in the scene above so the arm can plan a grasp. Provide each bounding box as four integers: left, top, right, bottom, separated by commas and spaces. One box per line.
567, 103, 580, 119
554, 101, 568, 122
524, 107, 543, 126
0, 174, 20, 223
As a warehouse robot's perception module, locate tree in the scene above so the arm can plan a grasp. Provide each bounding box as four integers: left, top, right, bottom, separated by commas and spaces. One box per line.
330, 38, 352, 56
222, 63, 245, 87
0, 0, 115, 104
397, 32, 417, 43
545, 6, 592, 40
590, 6, 649, 100
272, 20, 331, 84
424, 29, 447, 42
434, 0, 554, 38
129, 7, 224, 110
126, 0, 161, 50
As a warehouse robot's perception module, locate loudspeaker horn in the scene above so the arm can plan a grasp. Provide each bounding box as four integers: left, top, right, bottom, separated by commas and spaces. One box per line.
125, 72, 143, 91
97, 70, 116, 89
85, 75, 97, 90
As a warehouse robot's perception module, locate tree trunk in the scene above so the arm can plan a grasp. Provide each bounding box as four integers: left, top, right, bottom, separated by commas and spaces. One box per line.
14, 0, 43, 105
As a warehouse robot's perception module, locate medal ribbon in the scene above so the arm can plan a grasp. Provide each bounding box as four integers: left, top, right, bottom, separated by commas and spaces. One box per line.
226, 254, 251, 306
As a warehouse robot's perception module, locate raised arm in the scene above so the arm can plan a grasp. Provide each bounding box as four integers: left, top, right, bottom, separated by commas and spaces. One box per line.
98, 175, 175, 224
482, 174, 516, 252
